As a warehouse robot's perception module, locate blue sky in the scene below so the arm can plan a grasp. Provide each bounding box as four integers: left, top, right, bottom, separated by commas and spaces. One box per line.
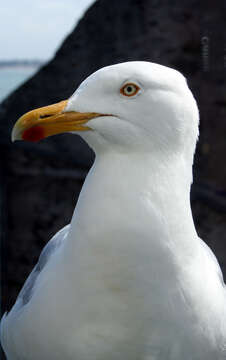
1, 0, 95, 60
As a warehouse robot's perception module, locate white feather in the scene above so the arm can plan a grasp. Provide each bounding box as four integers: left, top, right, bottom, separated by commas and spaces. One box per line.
1, 62, 226, 359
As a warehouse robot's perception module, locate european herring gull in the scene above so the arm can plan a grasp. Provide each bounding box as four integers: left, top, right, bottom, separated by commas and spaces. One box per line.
1, 62, 226, 359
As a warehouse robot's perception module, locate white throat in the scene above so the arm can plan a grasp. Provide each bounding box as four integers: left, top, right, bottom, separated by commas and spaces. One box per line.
66, 149, 198, 266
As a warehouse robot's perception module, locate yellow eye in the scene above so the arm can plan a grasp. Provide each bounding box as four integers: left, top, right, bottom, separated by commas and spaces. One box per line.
120, 83, 140, 97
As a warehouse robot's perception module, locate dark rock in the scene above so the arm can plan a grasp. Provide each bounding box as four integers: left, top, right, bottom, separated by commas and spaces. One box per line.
1, 0, 226, 333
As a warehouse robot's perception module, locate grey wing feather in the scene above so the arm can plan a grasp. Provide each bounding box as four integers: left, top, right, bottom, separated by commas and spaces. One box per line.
17, 224, 70, 306
0, 225, 70, 359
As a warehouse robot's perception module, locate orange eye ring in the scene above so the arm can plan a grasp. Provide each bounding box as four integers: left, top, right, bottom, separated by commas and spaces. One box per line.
120, 83, 140, 97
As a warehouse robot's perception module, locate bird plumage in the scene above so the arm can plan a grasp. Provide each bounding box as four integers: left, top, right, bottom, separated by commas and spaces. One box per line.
1, 62, 226, 359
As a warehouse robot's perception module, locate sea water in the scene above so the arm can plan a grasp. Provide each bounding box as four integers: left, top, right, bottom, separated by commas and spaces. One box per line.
0, 66, 39, 103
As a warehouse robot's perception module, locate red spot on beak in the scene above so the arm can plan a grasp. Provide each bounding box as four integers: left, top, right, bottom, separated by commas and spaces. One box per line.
22, 126, 45, 142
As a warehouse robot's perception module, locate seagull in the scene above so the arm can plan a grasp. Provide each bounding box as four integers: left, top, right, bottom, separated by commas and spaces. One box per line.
1, 61, 226, 360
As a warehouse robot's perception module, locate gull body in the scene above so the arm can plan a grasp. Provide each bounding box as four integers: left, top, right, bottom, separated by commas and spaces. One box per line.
1, 62, 226, 359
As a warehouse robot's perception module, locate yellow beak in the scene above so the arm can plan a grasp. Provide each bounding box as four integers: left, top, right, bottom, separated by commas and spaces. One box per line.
11, 100, 105, 142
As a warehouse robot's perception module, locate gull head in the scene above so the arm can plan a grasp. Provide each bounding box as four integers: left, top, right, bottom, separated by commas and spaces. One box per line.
12, 61, 199, 159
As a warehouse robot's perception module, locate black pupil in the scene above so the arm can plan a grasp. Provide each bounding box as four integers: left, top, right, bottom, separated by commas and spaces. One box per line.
126, 86, 133, 93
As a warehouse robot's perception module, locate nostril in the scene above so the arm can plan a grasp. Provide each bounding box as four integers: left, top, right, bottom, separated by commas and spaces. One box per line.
40, 114, 52, 119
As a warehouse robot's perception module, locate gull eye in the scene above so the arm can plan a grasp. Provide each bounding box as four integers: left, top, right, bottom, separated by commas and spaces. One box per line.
120, 83, 140, 97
